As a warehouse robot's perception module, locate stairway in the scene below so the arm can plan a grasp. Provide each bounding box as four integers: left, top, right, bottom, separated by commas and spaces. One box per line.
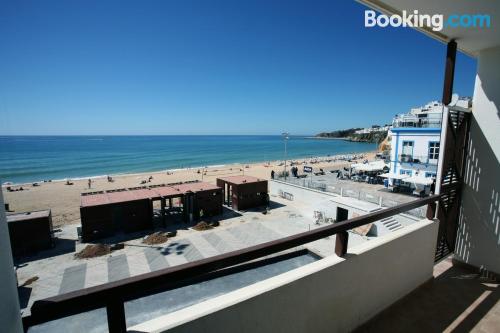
379, 216, 403, 232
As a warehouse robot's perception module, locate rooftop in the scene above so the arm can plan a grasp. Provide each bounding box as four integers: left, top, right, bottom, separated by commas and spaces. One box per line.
171, 181, 220, 193
6, 210, 51, 223
80, 181, 220, 208
217, 175, 266, 185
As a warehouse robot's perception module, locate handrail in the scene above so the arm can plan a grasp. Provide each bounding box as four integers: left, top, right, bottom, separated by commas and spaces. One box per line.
23, 194, 440, 332
398, 154, 438, 165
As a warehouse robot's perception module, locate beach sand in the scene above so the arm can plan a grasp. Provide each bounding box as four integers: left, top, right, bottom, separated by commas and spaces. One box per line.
2, 152, 375, 226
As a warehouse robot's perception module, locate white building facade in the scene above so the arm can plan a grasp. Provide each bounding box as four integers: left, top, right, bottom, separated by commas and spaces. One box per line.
389, 98, 471, 184
389, 127, 441, 180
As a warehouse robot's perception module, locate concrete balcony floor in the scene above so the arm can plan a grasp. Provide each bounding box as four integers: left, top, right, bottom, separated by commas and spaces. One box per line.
356, 256, 500, 333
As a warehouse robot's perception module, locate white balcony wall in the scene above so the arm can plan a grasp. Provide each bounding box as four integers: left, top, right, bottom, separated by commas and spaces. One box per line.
0, 190, 23, 333
131, 219, 438, 333
456, 45, 500, 275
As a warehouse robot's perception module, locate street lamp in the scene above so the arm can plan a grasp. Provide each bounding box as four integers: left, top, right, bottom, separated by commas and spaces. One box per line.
282, 132, 289, 180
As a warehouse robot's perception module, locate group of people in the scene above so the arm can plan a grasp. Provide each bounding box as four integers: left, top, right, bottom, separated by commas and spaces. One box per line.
140, 176, 154, 185
270, 166, 301, 179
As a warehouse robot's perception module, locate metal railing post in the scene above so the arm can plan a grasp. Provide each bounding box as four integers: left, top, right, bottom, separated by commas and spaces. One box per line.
426, 202, 437, 220
442, 40, 457, 105
106, 300, 126, 333
335, 231, 349, 257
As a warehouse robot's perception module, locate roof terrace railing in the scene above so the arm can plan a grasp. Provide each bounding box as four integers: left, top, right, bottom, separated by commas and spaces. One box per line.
398, 154, 439, 165
22, 195, 440, 333
392, 117, 442, 129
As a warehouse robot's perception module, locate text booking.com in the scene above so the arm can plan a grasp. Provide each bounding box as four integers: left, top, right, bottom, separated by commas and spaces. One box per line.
365, 10, 491, 31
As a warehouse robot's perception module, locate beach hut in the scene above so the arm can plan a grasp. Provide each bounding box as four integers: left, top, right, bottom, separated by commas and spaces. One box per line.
173, 182, 223, 221
6, 210, 54, 257
80, 190, 154, 242
79, 181, 223, 242
216, 176, 268, 210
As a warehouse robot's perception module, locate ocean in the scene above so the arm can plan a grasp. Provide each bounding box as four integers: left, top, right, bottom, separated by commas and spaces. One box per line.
0, 136, 376, 184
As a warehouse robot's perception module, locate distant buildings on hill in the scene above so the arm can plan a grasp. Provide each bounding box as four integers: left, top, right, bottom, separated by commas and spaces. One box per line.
354, 125, 391, 135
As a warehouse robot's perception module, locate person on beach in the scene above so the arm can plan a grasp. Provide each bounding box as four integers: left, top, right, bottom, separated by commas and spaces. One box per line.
88, 179, 92, 189
271, 170, 275, 179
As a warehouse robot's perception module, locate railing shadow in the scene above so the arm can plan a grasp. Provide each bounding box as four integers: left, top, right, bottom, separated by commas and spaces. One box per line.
354, 258, 499, 333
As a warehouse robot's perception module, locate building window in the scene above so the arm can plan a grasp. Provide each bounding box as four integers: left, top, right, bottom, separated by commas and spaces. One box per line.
428, 142, 440, 160
425, 172, 436, 178
400, 169, 412, 176
402, 141, 414, 157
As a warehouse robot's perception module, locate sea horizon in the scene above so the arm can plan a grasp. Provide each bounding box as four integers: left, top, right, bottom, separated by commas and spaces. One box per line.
0, 134, 317, 138
0, 135, 376, 184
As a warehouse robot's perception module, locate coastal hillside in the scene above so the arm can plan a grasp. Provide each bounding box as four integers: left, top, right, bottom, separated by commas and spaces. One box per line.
316, 128, 362, 138
316, 127, 388, 144
378, 134, 391, 153
345, 131, 388, 144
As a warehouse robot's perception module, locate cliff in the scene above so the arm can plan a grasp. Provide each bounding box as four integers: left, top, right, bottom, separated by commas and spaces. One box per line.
345, 131, 388, 144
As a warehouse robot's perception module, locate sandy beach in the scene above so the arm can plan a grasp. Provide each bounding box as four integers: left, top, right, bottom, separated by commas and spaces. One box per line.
2, 152, 376, 226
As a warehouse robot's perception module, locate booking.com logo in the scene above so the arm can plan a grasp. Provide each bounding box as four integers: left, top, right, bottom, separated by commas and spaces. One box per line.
365, 10, 491, 31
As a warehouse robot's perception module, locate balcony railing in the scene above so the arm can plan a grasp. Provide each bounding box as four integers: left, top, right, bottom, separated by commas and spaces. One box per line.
22, 195, 440, 333
398, 154, 439, 165
392, 118, 442, 129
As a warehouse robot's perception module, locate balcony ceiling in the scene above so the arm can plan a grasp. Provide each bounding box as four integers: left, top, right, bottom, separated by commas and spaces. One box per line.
358, 0, 500, 57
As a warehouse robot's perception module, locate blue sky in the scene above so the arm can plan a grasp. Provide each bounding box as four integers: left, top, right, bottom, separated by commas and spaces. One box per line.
0, 0, 477, 135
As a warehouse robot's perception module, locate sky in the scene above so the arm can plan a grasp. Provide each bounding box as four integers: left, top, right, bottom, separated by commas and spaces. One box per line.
0, 0, 477, 136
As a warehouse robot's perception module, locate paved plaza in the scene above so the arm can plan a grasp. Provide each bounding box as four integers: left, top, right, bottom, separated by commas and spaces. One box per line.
17, 195, 367, 316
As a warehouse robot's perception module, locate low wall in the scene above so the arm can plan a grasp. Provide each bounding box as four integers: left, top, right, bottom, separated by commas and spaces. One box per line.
269, 180, 381, 221
269, 179, 335, 203
130, 219, 438, 333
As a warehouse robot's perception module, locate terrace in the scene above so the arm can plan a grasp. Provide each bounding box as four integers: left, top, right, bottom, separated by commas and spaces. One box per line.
18, 187, 414, 331
392, 113, 443, 129
18, 195, 434, 331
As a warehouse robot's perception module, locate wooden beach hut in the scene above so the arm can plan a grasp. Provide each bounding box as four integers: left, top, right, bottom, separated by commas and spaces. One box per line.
216, 176, 268, 211
6, 210, 54, 257
79, 181, 223, 242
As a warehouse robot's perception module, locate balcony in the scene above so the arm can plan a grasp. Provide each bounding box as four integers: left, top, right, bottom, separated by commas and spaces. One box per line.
392, 116, 442, 129
22, 193, 441, 332
17, 178, 500, 333
398, 154, 439, 166
356, 256, 500, 333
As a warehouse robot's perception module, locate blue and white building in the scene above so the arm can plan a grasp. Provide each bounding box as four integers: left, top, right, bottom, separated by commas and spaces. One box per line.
387, 98, 471, 192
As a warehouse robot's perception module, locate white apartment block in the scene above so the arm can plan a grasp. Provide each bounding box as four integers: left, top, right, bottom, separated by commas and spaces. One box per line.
389, 98, 472, 182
